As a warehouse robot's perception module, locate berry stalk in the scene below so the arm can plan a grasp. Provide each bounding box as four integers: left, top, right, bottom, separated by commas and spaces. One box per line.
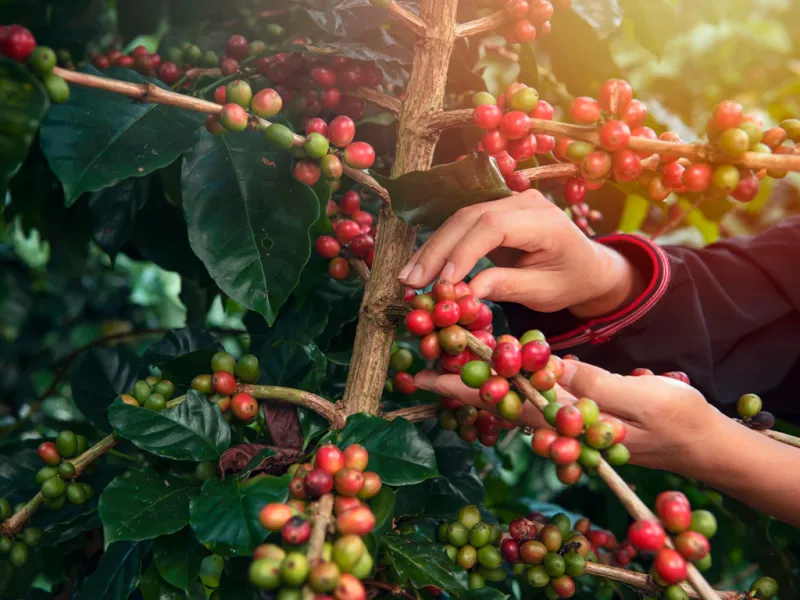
307, 493, 335, 566
583, 561, 737, 598
241, 385, 346, 429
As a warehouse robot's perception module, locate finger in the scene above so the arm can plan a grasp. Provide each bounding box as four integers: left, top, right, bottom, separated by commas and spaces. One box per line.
399, 192, 548, 288
468, 267, 545, 306
557, 360, 639, 420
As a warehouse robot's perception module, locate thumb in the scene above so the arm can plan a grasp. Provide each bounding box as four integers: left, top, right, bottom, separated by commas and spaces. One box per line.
469, 267, 542, 305
559, 360, 636, 419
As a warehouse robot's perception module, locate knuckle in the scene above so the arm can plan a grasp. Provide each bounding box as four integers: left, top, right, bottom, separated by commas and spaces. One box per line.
477, 211, 501, 229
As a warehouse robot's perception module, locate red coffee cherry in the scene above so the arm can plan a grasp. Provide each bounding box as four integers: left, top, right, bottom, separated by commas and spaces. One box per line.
662, 162, 685, 189
473, 104, 503, 130
343, 444, 369, 471
259, 503, 294, 531
587, 529, 616, 550
358, 472, 382, 500
675, 531, 710, 561
569, 97, 601, 124
509, 517, 540, 542
431, 280, 456, 302
600, 416, 627, 445
581, 151, 612, 180
479, 376, 510, 405
405, 309, 435, 337
231, 392, 258, 422
343, 142, 375, 169
655, 491, 690, 514
599, 120, 631, 151
334, 496, 361, 515
219, 103, 248, 132
505, 171, 532, 193
438, 349, 470, 373
631, 126, 658, 158
212, 371, 237, 395
38, 441, 61, 466
328, 116, 356, 148
628, 520, 666, 552
481, 129, 507, 155
555, 405, 584, 438
282, 515, 312, 545
335, 574, 366, 600
630, 367, 654, 376
530, 99, 554, 120
492, 342, 523, 378
335, 467, 365, 497
711, 100, 744, 131
337, 505, 375, 535
433, 300, 462, 328
335, 220, 361, 245
530, 369, 557, 391
294, 159, 321, 186
328, 257, 350, 280
315, 443, 345, 475
501, 538, 521, 563
349, 234, 374, 257
92, 54, 110, 69
419, 333, 441, 360
654, 548, 688, 585
1, 25, 37, 62
556, 462, 583, 485
598, 79, 633, 115
620, 99, 647, 128
662, 371, 690, 385
158, 61, 181, 85
305, 117, 329, 138
611, 149, 642, 182
658, 496, 692, 533
494, 151, 517, 176
316, 236, 341, 259
304, 468, 335, 498
340, 191, 361, 215
311, 66, 337, 88
731, 170, 759, 202
213, 86, 227, 105
456, 296, 482, 325
530, 428, 558, 457
549, 436, 581, 465
393, 372, 417, 395
520, 340, 551, 373
563, 178, 587, 205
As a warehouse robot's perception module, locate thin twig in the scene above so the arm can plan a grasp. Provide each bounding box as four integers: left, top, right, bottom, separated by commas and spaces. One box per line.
457, 9, 508, 37
349, 87, 401, 117
342, 165, 391, 203
1, 434, 116, 536
362, 579, 417, 600
584, 563, 739, 599
387, 2, 428, 36
242, 385, 345, 429
307, 494, 334, 566
383, 404, 437, 422
348, 258, 371, 282
762, 428, 800, 448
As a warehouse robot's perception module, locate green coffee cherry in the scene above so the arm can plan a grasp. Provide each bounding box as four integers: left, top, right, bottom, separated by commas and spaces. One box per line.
0, 537, 12, 553
43, 494, 66, 509
349, 549, 373, 579
468, 522, 491, 548
444, 544, 458, 562
544, 553, 565, 577
479, 566, 507, 582
737, 393, 762, 419
166, 47, 184, 66
579, 445, 601, 469
550, 513, 571, 537
476, 545, 502, 569
42, 74, 69, 104
211, 352, 236, 374
57, 462, 75, 480
183, 44, 202, 64
664, 585, 688, 600
36, 467, 58, 485
249, 558, 282, 589
144, 393, 166, 411
67, 482, 87, 505
606, 443, 630, 466
304, 133, 330, 160
692, 553, 712, 572
9, 542, 28, 567
437, 523, 450, 543
0, 498, 11, 519
29, 46, 57, 76
195, 461, 217, 481
41, 476, 66, 498
750, 577, 778, 599
527, 565, 550, 588
20, 527, 41, 547
191, 374, 213, 394
468, 572, 485, 590
543, 403, 561, 426
265, 124, 296, 150
56, 430, 78, 458
281, 552, 310, 586
235, 354, 260, 383
154, 380, 175, 399
447, 522, 469, 547
201, 50, 218, 68
133, 380, 152, 403
457, 545, 477, 570
389, 349, 414, 373
563, 552, 585, 577
690, 510, 717, 539
75, 434, 88, 456
510, 87, 539, 112
81, 483, 95, 499
277, 589, 302, 600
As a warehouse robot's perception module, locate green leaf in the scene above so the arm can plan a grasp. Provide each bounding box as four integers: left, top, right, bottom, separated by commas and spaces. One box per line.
380, 153, 511, 228
0, 449, 40, 499
190, 474, 290, 556
219, 558, 261, 600
138, 565, 186, 600
108, 391, 231, 461
517, 44, 539, 89
153, 528, 207, 592
262, 338, 328, 392
370, 487, 395, 537
382, 534, 468, 594
40, 66, 205, 205
327, 414, 438, 486
98, 470, 197, 546
72, 346, 147, 431
619, 0, 677, 59
77, 541, 150, 600
425, 427, 485, 518
144, 328, 224, 364
0, 58, 49, 196
617, 194, 649, 233
182, 130, 320, 325
462, 589, 509, 600
88, 177, 150, 257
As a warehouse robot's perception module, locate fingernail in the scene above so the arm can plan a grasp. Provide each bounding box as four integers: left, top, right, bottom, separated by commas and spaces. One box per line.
441, 262, 456, 282
413, 370, 439, 390
405, 264, 424, 286
560, 359, 578, 387
398, 264, 412, 281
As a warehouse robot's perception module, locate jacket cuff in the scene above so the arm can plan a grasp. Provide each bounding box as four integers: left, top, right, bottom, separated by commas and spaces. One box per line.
547, 234, 671, 350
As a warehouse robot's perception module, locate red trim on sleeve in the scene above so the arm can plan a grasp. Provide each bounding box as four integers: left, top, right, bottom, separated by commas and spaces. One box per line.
546, 234, 671, 350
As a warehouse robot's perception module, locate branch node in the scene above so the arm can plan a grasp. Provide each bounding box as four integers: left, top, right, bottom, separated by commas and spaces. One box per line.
456, 9, 508, 37
387, 3, 428, 36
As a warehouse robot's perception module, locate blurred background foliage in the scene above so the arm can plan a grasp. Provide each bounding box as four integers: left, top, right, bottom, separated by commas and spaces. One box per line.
2, 0, 800, 597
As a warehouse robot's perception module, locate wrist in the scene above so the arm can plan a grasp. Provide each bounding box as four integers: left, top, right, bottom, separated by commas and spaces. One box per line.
569, 244, 645, 319
671, 408, 736, 480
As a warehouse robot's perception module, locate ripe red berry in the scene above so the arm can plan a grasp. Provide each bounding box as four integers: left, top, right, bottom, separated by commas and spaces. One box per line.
337, 505, 375, 535
213, 86, 227, 105
315, 236, 341, 259
432, 280, 456, 302
549, 436, 582, 465
473, 104, 503, 130
556, 462, 583, 485
328, 116, 356, 148
530, 99, 554, 120
259, 502, 294, 531
219, 103, 248, 132
531, 428, 558, 457
581, 151, 612, 180
655, 490, 689, 514
662, 162, 685, 189
305, 117, 329, 138
675, 531, 710, 561
501, 538, 521, 563
352, 210, 373, 228
282, 515, 312, 545
157, 61, 182, 85
563, 178, 587, 205
587, 529, 616, 550
494, 151, 517, 176
225, 34, 249, 61
231, 392, 258, 421
467, 303, 493, 331
393, 372, 417, 395
419, 332, 441, 360
731, 170, 759, 202
212, 371, 237, 395
343, 142, 375, 169
335, 220, 361, 245
531, 368, 557, 391
654, 548, 688, 585
500, 111, 531, 140
481, 129, 507, 155
628, 520, 666, 552
311, 66, 337, 88
294, 159, 321, 186
339, 190, 361, 215
598, 79, 633, 115
711, 100, 743, 131
520, 340, 551, 373
92, 54, 110, 69
479, 376, 510, 405
456, 296, 482, 325
343, 444, 369, 471
611, 149, 642, 182
438, 349, 470, 373
631, 126, 658, 158
599, 120, 631, 151
320, 87, 341, 109
569, 97, 601, 124
600, 416, 627, 445
304, 467, 335, 498
1, 25, 37, 62
335, 467, 365, 497
505, 171, 531, 193
315, 444, 345, 475
432, 300, 461, 328
620, 99, 647, 128
555, 405, 584, 437
658, 496, 692, 533
335, 496, 361, 515
492, 342, 522, 378
358, 472, 382, 500
475, 409, 498, 434
335, 574, 366, 600
38, 441, 61, 466
405, 309, 435, 337
329, 257, 350, 280
507, 134, 537, 161
662, 371, 690, 384
349, 234, 374, 257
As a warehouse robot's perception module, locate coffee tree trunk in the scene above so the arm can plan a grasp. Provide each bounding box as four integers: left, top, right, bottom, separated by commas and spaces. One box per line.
341, 0, 460, 415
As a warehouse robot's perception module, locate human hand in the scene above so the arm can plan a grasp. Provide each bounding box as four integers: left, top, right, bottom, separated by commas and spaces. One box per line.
398, 190, 643, 317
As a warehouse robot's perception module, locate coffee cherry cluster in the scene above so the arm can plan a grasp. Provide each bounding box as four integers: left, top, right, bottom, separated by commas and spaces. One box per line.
0, 500, 40, 569
189, 351, 261, 422
315, 190, 376, 279
90, 42, 217, 86
249, 443, 381, 600
1, 24, 69, 103
121, 374, 176, 412
495, 0, 564, 44
437, 505, 505, 590
35, 431, 95, 509
500, 511, 594, 598
736, 393, 776, 431
626, 491, 717, 594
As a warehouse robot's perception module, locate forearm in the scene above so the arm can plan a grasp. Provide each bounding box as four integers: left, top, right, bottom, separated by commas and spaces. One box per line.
680, 415, 800, 528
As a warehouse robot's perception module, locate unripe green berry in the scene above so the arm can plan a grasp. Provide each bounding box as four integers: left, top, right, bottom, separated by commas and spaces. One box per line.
457, 505, 482, 530
36, 466, 58, 484
447, 522, 469, 547
144, 393, 166, 411
212, 352, 236, 374
563, 552, 585, 577
665, 585, 688, 600
544, 552, 565, 577
510, 87, 539, 113
717, 128, 749, 157
56, 430, 78, 458
81, 483, 94, 499
480, 566, 507, 582
235, 354, 260, 383
249, 41, 267, 57
780, 119, 800, 142
304, 133, 330, 160
543, 402, 561, 427
566, 141, 595, 163
249, 558, 282, 589
265, 123, 296, 150
41, 476, 66, 498
220, 104, 249, 132
736, 393, 762, 419
226, 81, 253, 108
750, 577, 778, 600
477, 545, 502, 569
349, 550, 373, 579
550, 513, 571, 537
712, 164, 740, 192
389, 349, 414, 372
166, 47, 184, 66
468, 572, 485, 590
457, 544, 477, 569
29, 46, 57, 76
540, 388, 558, 404
574, 397, 599, 426
605, 443, 630, 466
43, 494, 66, 509
195, 460, 217, 481
472, 91, 496, 107
527, 565, 550, 588
57, 462, 76, 480
42, 73, 69, 103
0, 537, 11, 553
0, 498, 10, 519
740, 121, 763, 148
67, 482, 87, 505
191, 374, 213, 394
692, 553, 712, 572
281, 552, 310, 586
266, 23, 285, 37
497, 390, 523, 421
183, 44, 202, 64
201, 50, 219, 68
437, 523, 450, 543
154, 380, 175, 399
690, 510, 718, 539
468, 522, 492, 548
9, 542, 28, 567
133, 380, 152, 403
21, 527, 41, 547
75, 434, 88, 456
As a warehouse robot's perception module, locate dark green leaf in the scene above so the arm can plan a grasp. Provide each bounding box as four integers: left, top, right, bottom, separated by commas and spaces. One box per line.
0, 58, 49, 196
88, 177, 150, 257
108, 391, 231, 461
295, 0, 418, 39
138, 565, 186, 600
262, 338, 328, 391
72, 346, 147, 431
518, 44, 539, 89
76, 541, 150, 600
219, 558, 261, 600
462, 588, 509, 600
190, 474, 290, 556
370, 487, 395, 537
0, 450, 40, 500
381, 153, 511, 227
159, 350, 217, 390
154, 528, 207, 592
382, 534, 468, 594
40, 66, 205, 205
99, 470, 197, 546
327, 414, 438, 486
426, 427, 485, 518
144, 328, 223, 364
43, 512, 101, 546
619, 0, 678, 59
182, 130, 320, 325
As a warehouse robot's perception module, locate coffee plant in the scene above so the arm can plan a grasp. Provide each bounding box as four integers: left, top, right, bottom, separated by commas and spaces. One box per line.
2, 0, 800, 599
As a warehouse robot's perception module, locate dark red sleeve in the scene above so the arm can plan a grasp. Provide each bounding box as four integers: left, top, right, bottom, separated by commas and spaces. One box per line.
501, 215, 800, 424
